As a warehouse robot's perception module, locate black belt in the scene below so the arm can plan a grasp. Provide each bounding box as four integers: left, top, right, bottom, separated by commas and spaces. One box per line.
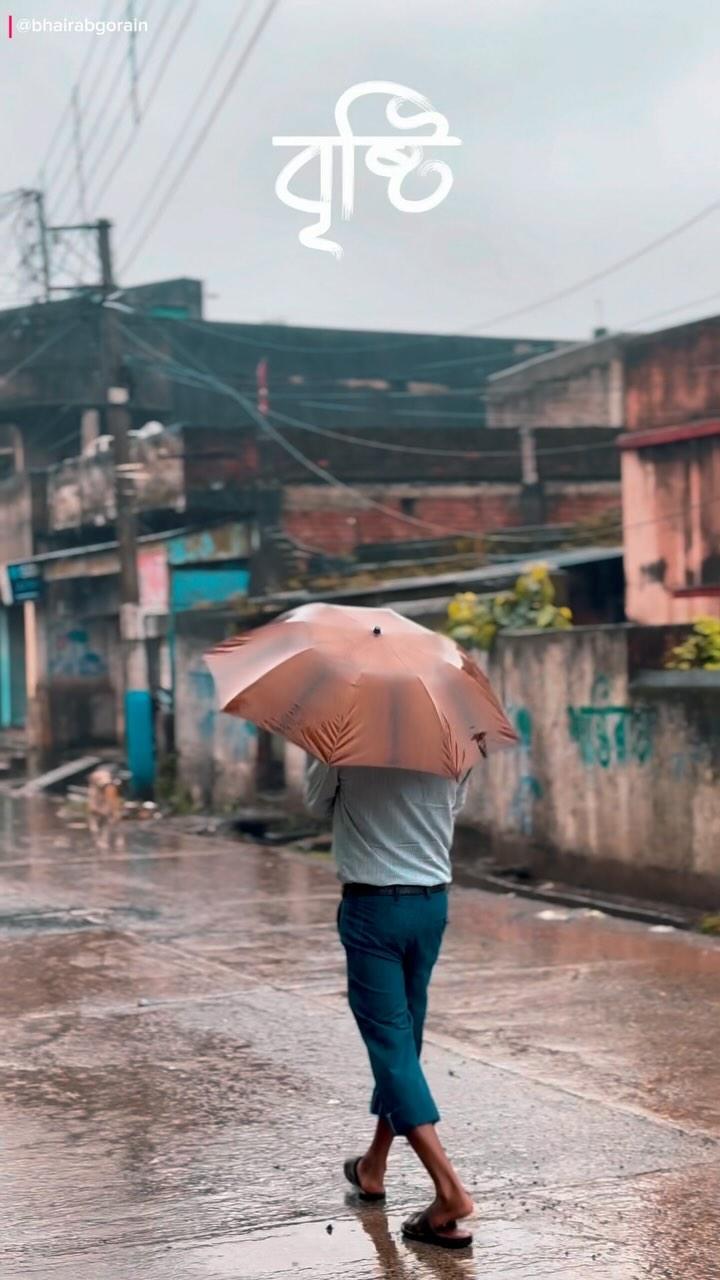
342, 882, 448, 898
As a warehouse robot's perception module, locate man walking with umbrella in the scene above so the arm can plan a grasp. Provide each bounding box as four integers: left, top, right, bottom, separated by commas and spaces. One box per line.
206, 602, 517, 1251
305, 755, 476, 1249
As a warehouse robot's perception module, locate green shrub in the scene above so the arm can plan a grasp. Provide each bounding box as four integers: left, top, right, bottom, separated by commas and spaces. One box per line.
665, 618, 720, 671
446, 564, 573, 652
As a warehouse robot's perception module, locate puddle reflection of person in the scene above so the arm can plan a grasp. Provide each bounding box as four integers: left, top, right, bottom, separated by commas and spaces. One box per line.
349, 1200, 474, 1278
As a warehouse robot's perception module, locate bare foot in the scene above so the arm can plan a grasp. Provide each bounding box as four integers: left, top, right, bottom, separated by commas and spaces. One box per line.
425, 1188, 475, 1231
357, 1155, 386, 1196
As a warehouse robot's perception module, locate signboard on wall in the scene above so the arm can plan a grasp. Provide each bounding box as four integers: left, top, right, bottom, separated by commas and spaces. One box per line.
138, 546, 170, 613
0, 561, 43, 605
167, 523, 255, 567
170, 567, 250, 612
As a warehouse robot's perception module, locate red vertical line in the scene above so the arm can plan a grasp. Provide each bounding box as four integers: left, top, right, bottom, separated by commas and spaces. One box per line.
8, 14, 13, 38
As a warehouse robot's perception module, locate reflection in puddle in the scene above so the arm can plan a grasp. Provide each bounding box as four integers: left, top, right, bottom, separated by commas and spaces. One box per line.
203, 1210, 478, 1280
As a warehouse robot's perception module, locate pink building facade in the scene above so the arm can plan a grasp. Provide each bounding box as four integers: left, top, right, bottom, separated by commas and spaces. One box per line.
621, 320, 720, 624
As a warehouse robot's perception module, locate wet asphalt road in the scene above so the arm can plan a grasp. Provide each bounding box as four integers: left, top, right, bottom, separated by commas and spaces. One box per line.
1, 796, 720, 1279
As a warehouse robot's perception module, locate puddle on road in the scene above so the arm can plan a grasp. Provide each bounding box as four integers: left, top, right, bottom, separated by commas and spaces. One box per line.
2, 793, 720, 1279
199, 1206, 629, 1280
204, 1212, 478, 1280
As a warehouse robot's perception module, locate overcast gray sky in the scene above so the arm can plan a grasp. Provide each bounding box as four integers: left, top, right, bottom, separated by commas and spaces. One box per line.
2, 0, 720, 340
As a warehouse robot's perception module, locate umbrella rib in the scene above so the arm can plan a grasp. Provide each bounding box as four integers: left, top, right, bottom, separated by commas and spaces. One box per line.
220, 643, 316, 710
382, 638, 449, 741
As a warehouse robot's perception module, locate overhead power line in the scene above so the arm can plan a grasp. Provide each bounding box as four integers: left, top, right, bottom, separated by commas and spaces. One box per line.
454, 198, 720, 338
287, 388, 621, 414
137, 343, 720, 544
296, 189, 720, 366
48, 58, 128, 218
112, 317, 620, 542
120, 0, 281, 276
115, 305, 559, 362
118, 0, 255, 250
264, 406, 619, 460
113, 321, 485, 538
87, 0, 200, 211
123, 193, 720, 364
155, 197, 720, 369
71, 86, 88, 221
69, 0, 168, 205
42, 6, 125, 206
625, 289, 720, 330
116, 318, 620, 448
0, 190, 22, 275
117, 262, 720, 393
0, 319, 83, 384
24, 403, 78, 454
37, 0, 116, 189
48, 0, 157, 222
13, 302, 693, 549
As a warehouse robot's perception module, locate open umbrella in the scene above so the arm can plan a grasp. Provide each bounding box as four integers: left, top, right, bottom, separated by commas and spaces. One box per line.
205, 602, 517, 779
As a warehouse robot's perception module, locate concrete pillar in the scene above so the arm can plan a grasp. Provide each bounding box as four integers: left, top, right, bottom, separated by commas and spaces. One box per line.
0, 423, 25, 472
0, 607, 10, 729
520, 426, 538, 486
519, 426, 546, 525
24, 599, 51, 768
81, 409, 100, 453
120, 603, 154, 797
609, 357, 624, 429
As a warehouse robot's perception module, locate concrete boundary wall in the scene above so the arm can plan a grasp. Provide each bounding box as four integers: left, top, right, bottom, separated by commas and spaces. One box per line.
460, 627, 720, 907
174, 609, 720, 906
174, 611, 259, 807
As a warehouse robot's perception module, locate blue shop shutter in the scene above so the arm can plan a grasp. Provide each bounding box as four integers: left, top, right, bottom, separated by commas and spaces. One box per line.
170, 567, 250, 612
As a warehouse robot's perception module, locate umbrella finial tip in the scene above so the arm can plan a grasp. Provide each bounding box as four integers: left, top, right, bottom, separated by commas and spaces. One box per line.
373, 625, 382, 636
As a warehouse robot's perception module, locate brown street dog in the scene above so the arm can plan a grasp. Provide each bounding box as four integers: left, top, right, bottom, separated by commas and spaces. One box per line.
87, 767, 124, 848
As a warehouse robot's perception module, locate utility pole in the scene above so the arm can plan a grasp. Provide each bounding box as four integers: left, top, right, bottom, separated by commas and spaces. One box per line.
32, 190, 51, 302
519, 424, 545, 526
98, 220, 139, 605
253, 355, 281, 536
14, 206, 153, 786
14, 189, 51, 303
98, 218, 153, 796
127, 0, 141, 124
71, 86, 88, 221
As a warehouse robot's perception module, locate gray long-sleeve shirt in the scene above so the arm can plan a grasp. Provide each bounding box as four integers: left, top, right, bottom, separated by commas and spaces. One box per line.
304, 758, 470, 887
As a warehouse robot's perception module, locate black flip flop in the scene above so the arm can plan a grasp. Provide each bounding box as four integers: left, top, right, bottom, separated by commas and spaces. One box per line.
402, 1210, 473, 1250
343, 1157, 386, 1203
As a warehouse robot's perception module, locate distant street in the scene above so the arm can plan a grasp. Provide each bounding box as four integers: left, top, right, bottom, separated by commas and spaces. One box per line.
2, 796, 720, 1280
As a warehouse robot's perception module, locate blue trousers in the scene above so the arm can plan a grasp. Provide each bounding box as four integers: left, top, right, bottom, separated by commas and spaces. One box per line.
337, 889, 448, 1136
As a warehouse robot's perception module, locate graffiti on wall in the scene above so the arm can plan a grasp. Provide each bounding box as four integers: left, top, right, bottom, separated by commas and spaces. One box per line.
506, 703, 543, 834
510, 773, 543, 835
49, 628, 108, 678
567, 675, 656, 769
188, 668, 216, 745
669, 743, 713, 780
188, 666, 257, 759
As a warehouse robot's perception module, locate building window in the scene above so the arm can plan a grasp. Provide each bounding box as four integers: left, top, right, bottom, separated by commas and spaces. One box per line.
400, 496, 417, 516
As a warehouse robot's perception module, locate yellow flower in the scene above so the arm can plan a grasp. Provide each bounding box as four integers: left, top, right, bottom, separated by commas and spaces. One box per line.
695, 617, 720, 637
447, 592, 478, 624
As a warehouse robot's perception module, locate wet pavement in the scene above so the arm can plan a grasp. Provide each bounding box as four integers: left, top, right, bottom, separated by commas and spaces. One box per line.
1, 796, 720, 1278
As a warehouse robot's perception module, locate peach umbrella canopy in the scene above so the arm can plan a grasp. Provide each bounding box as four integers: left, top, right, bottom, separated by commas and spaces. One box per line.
205, 602, 518, 779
